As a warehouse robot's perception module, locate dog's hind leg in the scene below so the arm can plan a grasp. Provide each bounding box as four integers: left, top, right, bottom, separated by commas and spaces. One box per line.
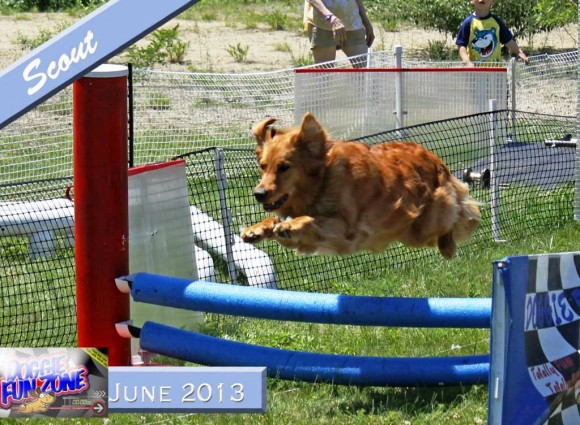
437, 231, 457, 260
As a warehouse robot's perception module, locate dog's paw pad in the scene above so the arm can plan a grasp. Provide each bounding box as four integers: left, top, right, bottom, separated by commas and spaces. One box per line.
273, 223, 292, 239
242, 236, 261, 244
241, 229, 264, 244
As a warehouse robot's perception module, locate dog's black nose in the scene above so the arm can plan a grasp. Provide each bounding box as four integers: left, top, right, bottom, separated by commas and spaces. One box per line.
253, 188, 268, 203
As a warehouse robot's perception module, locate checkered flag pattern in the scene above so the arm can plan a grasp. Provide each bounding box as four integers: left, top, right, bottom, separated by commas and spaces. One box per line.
525, 253, 580, 425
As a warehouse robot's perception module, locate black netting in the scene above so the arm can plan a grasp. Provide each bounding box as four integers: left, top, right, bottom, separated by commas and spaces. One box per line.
0, 177, 76, 346
175, 110, 576, 292
0, 110, 576, 346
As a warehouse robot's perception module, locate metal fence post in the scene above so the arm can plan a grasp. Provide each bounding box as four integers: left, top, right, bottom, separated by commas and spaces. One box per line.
509, 58, 517, 142
394, 45, 405, 131
214, 148, 239, 283
489, 99, 505, 242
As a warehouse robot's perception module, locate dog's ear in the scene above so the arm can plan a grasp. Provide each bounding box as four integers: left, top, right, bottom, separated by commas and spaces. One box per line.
298, 112, 327, 157
252, 117, 278, 147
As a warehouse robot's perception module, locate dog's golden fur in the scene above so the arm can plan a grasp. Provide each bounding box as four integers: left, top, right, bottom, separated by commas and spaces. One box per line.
240, 113, 481, 259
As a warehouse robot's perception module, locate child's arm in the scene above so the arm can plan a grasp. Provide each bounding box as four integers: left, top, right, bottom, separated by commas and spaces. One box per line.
504, 40, 529, 64
455, 17, 473, 67
458, 46, 474, 67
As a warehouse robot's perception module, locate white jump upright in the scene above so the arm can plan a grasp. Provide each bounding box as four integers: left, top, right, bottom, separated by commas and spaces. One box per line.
0, 199, 74, 259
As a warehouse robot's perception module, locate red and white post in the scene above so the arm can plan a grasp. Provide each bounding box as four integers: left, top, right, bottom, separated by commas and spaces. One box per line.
73, 64, 130, 366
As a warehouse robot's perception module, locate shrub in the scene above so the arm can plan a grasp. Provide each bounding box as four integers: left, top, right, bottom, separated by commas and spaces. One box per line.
125, 25, 189, 68
226, 43, 250, 63
15, 20, 71, 50
424, 40, 458, 61
366, 0, 578, 40
0, 0, 105, 12
265, 9, 290, 30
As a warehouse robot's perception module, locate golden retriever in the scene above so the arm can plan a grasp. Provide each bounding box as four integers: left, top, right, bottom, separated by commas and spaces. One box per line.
240, 112, 481, 259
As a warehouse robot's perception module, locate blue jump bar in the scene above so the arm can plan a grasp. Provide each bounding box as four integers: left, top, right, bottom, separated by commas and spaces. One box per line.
128, 273, 491, 328
140, 321, 490, 386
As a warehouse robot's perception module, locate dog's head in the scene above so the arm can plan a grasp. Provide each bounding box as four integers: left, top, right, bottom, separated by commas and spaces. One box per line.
26, 388, 56, 408
250, 112, 329, 214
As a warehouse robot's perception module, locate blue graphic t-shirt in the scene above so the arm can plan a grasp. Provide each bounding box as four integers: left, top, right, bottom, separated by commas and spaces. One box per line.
455, 13, 513, 62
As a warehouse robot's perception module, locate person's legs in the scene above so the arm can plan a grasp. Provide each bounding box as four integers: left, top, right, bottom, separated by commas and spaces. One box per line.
342, 44, 368, 67
312, 46, 338, 64
308, 25, 337, 65
341, 29, 368, 68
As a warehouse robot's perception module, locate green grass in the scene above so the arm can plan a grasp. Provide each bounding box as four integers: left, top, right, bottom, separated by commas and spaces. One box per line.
0, 162, 578, 424
143, 222, 578, 425
0, 133, 73, 185
2, 145, 577, 422
1, 222, 577, 424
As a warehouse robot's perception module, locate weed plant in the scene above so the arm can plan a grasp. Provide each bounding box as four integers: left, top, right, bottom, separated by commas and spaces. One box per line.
15, 20, 71, 50
125, 24, 190, 68
226, 43, 250, 63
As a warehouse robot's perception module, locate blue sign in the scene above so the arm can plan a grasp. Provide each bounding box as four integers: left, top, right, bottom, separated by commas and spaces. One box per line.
489, 252, 580, 425
0, 0, 199, 129
108, 367, 267, 413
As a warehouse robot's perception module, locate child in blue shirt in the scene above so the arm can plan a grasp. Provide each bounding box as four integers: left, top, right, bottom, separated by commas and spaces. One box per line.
456, 0, 529, 66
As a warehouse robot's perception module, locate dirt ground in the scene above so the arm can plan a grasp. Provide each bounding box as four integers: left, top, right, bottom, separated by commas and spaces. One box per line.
0, 12, 577, 73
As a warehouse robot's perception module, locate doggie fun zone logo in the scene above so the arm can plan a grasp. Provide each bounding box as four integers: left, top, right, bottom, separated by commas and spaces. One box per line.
0, 348, 108, 418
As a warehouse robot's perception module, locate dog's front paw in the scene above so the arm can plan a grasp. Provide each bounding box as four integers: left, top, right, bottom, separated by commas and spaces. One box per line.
273, 223, 290, 239
241, 225, 269, 244
241, 218, 281, 244
273, 216, 316, 241
273, 221, 297, 240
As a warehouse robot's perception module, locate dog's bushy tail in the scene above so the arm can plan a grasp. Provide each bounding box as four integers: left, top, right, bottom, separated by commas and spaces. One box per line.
451, 179, 482, 243
436, 178, 481, 259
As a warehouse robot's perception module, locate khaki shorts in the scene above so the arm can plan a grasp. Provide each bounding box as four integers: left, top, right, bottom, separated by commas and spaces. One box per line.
307, 25, 366, 50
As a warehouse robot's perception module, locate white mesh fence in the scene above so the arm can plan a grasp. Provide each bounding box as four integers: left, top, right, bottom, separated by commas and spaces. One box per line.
512, 50, 577, 116
131, 69, 295, 166
130, 52, 369, 166
0, 87, 73, 186
0, 49, 576, 186
295, 68, 507, 140
294, 69, 397, 139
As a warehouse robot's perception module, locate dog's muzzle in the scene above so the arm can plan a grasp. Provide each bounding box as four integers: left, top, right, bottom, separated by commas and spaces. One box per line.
253, 188, 288, 212
253, 187, 268, 203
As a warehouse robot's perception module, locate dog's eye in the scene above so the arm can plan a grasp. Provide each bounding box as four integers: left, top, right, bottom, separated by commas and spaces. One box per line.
259, 163, 267, 172
278, 163, 290, 173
